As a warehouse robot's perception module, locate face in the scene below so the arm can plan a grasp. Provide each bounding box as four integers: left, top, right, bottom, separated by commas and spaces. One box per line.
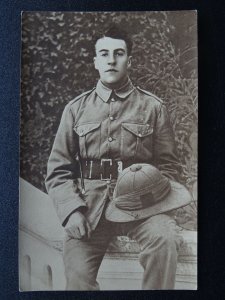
94, 37, 132, 88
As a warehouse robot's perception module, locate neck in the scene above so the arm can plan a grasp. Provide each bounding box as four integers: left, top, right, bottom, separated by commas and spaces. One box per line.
100, 76, 129, 90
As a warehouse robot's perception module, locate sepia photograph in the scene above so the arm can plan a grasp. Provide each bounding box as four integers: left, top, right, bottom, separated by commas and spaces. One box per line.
19, 11, 197, 291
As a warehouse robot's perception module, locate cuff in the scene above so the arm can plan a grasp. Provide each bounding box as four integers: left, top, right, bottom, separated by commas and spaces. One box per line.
62, 205, 88, 226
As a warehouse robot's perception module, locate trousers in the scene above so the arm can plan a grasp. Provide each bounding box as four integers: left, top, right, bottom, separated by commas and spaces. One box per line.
63, 208, 184, 290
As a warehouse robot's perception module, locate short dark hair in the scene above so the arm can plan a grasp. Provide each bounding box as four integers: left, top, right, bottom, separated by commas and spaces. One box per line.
94, 24, 133, 56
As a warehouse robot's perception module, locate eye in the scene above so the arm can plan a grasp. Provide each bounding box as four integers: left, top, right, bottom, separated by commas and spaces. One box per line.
115, 52, 124, 56
101, 52, 108, 57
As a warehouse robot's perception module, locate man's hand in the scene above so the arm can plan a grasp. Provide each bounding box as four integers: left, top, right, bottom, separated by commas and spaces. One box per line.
65, 211, 92, 240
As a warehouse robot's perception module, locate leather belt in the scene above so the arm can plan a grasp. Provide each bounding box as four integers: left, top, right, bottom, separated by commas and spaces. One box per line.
81, 159, 134, 180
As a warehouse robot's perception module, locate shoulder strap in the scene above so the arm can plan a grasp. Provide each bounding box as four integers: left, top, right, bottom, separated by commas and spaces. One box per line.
136, 86, 163, 103
70, 87, 95, 104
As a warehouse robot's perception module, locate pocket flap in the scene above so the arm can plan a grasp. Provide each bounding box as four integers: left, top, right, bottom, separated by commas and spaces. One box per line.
74, 123, 101, 137
122, 123, 153, 137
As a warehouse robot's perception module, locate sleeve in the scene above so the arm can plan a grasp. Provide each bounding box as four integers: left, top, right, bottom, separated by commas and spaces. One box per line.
153, 104, 181, 181
45, 103, 87, 226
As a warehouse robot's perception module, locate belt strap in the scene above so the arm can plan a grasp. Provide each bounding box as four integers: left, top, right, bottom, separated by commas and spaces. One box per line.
81, 159, 134, 180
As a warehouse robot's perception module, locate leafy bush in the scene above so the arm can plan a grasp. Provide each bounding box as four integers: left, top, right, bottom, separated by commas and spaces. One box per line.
20, 11, 197, 229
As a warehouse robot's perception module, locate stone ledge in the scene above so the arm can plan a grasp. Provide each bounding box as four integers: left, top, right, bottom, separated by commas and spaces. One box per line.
19, 178, 197, 258
20, 223, 197, 260
19, 178, 197, 290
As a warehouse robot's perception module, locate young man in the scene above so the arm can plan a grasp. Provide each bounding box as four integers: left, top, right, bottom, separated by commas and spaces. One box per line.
45, 25, 183, 290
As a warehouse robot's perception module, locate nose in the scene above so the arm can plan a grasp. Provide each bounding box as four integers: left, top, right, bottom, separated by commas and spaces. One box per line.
107, 53, 116, 65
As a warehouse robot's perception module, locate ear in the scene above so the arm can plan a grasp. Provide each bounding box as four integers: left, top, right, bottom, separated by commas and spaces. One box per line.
127, 56, 132, 69
93, 56, 98, 70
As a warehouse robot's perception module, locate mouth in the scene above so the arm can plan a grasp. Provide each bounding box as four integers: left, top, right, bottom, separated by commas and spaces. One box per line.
105, 69, 118, 72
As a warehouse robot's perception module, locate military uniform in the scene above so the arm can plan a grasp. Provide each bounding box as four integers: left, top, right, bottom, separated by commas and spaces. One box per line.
45, 78, 183, 290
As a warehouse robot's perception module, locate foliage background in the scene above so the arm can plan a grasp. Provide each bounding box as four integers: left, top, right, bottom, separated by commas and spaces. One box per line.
20, 11, 197, 229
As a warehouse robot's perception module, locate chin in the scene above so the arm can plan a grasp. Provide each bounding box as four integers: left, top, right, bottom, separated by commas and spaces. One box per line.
103, 78, 120, 85
101, 74, 127, 88
106, 79, 120, 84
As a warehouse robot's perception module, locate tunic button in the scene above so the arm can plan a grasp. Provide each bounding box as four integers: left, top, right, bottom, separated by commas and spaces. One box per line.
109, 116, 114, 121
138, 133, 142, 137
106, 180, 111, 184
111, 98, 115, 102
108, 137, 113, 142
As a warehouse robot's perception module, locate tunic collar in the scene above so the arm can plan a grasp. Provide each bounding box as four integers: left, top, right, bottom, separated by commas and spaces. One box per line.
96, 77, 134, 102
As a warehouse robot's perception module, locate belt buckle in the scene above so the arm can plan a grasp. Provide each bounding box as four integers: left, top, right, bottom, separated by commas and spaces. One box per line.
100, 158, 112, 180
117, 161, 123, 174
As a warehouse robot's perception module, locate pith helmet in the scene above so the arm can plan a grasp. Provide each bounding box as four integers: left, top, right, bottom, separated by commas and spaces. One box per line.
105, 164, 192, 222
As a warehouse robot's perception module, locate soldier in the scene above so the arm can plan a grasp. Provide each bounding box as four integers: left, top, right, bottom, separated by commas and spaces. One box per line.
45, 25, 191, 290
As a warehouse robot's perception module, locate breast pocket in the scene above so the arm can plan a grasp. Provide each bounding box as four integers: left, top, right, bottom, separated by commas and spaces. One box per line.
74, 122, 101, 159
121, 123, 153, 160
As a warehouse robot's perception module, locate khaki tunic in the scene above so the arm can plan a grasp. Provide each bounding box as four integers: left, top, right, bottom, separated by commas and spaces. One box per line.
45, 78, 180, 229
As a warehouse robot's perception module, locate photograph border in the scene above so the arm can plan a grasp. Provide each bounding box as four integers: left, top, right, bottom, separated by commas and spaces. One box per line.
1, 0, 225, 299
